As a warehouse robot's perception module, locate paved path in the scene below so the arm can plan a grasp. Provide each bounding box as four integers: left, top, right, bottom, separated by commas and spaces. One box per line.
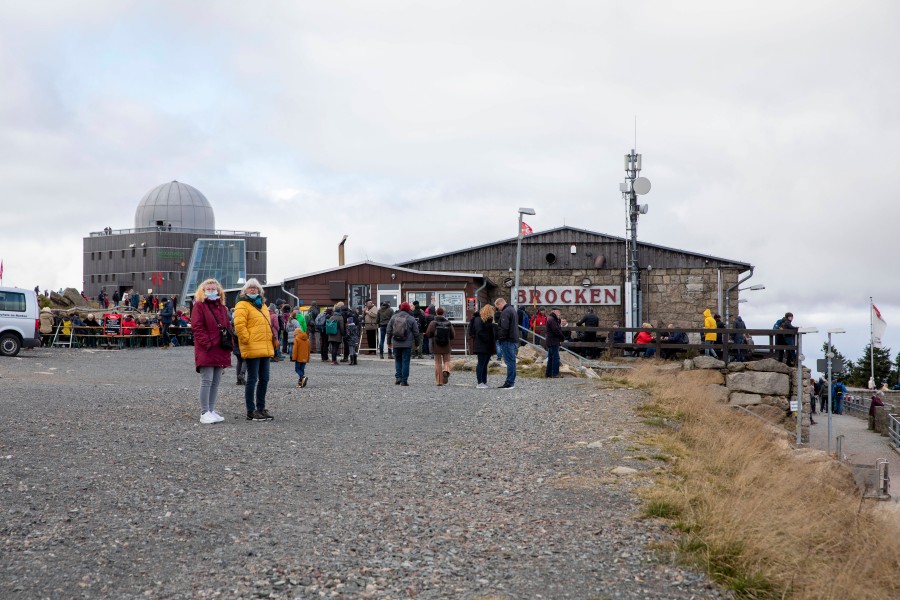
808, 409, 900, 502
0, 347, 728, 599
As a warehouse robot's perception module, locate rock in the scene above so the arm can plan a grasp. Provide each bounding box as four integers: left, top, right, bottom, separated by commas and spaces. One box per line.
761, 395, 789, 410
677, 370, 724, 386
730, 392, 762, 406
726, 371, 790, 395
705, 384, 730, 404
50, 290, 73, 307
692, 356, 725, 370
682, 359, 694, 371
63, 288, 88, 307
610, 466, 638, 476
726, 362, 746, 372
746, 358, 793, 374
587, 441, 603, 449
746, 404, 788, 425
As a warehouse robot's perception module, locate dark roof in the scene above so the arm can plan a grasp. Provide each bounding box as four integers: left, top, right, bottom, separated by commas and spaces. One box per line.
396, 225, 752, 270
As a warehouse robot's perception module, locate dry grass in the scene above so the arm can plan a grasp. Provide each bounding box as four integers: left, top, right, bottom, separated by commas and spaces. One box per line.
625, 363, 900, 599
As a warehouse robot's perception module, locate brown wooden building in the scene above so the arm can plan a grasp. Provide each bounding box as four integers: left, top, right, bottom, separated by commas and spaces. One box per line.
281, 261, 493, 353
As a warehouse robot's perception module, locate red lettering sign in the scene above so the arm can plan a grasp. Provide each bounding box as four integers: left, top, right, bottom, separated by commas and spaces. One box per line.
590, 288, 602, 303
545, 289, 557, 303
605, 288, 617, 303
560, 289, 572, 303
574, 289, 587, 304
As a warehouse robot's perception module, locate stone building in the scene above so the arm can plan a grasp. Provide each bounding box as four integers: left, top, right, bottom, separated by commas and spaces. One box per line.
82, 181, 267, 303
396, 226, 754, 330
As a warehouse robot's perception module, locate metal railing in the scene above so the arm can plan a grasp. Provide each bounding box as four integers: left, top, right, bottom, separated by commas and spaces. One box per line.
517, 325, 595, 370
889, 414, 900, 454
844, 394, 868, 418
90, 227, 261, 237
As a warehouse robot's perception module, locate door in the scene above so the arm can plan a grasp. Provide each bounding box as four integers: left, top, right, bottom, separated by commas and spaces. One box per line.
377, 284, 399, 309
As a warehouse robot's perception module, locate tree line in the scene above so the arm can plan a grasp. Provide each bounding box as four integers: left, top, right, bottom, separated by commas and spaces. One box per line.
822, 342, 898, 388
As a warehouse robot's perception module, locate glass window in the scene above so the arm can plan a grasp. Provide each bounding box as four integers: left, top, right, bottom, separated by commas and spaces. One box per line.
131, 248, 135, 257
142, 248, 147, 257
348, 284, 371, 311
405, 291, 466, 321
108, 251, 112, 259
121, 250, 125, 258
180, 239, 248, 303
0, 291, 26, 312
112, 273, 116, 281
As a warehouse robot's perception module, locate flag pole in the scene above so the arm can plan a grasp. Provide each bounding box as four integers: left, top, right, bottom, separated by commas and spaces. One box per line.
870, 296, 875, 388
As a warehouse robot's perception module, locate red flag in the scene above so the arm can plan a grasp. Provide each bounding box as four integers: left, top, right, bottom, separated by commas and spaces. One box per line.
520, 221, 533, 236
0, 259, 3, 279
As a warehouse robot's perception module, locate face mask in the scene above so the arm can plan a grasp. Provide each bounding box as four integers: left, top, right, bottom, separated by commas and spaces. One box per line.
206, 291, 219, 300
247, 293, 259, 299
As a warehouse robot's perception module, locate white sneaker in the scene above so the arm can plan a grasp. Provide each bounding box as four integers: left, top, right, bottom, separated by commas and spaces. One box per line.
211, 411, 225, 422
200, 411, 217, 424
476, 383, 488, 389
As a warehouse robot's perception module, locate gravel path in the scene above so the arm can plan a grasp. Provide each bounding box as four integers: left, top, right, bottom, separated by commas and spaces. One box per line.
1, 348, 727, 599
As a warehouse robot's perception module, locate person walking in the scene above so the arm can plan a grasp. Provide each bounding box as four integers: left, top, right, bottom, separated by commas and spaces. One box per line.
702, 308, 717, 357
346, 312, 360, 365
544, 308, 565, 377
424, 307, 455, 385
494, 297, 519, 389
291, 311, 310, 387
233, 279, 275, 421
469, 304, 496, 388
269, 305, 285, 362
376, 301, 394, 359
411, 301, 425, 359
731, 314, 748, 362
160, 298, 174, 348
387, 302, 419, 386
325, 304, 345, 365
192, 278, 231, 424
317, 307, 332, 362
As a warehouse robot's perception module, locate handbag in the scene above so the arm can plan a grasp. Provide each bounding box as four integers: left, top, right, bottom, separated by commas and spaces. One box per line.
204, 303, 234, 351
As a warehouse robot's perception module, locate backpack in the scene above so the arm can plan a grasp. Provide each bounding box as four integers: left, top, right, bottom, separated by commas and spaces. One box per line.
325, 317, 339, 336
315, 312, 328, 332
435, 320, 451, 346
391, 315, 407, 342
773, 319, 784, 330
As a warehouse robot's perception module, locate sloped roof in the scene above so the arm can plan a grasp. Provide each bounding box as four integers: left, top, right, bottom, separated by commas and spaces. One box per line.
396, 225, 752, 269
282, 260, 491, 283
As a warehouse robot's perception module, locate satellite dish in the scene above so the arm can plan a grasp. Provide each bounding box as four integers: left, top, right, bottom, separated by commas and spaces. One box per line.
633, 177, 651, 195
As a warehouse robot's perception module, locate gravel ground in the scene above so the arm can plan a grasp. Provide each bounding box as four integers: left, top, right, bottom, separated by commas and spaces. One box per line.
1, 347, 728, 599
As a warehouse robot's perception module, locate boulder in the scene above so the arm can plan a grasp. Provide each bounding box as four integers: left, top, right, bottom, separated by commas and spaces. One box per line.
682, 359, 694, 371
705, 384, 730, 404
50, 290, 73, 307
746, 404, 788, 425
62, 288, 87, 307
727, 371, 790, 396
746, 358, 793, 374
730, 392, 762, 406
727, 362, 747, 372
761, 395, 790, 410
693, 355, 725, 370
678, 369, 725, 386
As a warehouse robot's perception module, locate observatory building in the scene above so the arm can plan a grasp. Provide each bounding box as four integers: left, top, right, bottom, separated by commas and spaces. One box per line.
82, 181, 267, 304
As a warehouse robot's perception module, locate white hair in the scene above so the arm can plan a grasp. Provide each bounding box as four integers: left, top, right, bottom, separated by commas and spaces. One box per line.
241, 278, 263, 295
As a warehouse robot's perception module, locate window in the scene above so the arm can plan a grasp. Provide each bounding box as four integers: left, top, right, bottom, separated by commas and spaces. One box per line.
255, 252, 259, 260
0, 291, 26, 312
131, 248, 135, 258
141, 273, 145, 281
112, 273, 116, 281
90, 275, 94, 283
348, 284, 371, 310
108, 251, 112, 259
179, 272, 184, 281
104, 274, 109, 282
142, 248, 147, 257
91, 252, 94, 260
406, 290, 466, 321
121, 250, 125, 258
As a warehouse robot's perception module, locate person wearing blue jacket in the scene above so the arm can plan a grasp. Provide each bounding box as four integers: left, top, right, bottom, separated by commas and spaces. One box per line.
832, 380, 847, 415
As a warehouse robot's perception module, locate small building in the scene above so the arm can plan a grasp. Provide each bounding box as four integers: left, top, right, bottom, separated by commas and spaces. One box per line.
396, 226, 753, 330
82, 181, 267, 303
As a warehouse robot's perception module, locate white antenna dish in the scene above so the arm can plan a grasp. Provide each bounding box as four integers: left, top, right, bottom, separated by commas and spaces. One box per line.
633, 177, 651, 195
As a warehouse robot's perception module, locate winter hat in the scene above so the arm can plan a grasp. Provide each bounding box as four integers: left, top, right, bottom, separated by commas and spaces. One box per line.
399, 302, 412, 312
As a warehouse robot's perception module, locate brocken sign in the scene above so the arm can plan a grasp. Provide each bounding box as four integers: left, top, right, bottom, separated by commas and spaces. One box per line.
516, 286, 621, 306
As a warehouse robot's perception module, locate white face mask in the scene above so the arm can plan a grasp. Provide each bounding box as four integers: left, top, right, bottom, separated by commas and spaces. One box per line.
205, 290, 219, 300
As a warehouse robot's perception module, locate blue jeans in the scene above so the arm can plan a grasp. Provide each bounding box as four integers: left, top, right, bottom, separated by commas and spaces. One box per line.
704, 340, 717, 357
379, 326, 388, 354
244, 357, 270, 412
476, 353, 491, 384
394, 347, 411, 384
499, 341, 517, 386
545, 345, 560, 377
643, 347, 656, 358
294, 361, 306, 379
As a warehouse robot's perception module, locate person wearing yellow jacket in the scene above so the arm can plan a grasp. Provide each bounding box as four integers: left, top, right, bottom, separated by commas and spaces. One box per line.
233, 278, 275, 421
702, 308, 718, 358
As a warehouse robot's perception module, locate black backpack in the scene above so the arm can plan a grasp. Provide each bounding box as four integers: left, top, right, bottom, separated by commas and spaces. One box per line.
435, 320, 451, 346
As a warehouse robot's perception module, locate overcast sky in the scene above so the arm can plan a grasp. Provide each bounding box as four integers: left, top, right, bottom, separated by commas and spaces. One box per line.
1, 1, 897, 372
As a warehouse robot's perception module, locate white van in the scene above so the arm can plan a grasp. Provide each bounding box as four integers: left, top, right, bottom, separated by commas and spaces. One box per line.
0, 287, 41, 356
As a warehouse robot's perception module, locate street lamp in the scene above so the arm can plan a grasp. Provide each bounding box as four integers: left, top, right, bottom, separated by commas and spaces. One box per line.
796, 327, 818, 445
725, 281, 765, 331
826, 328, 846, 454
513, 207, 535, 309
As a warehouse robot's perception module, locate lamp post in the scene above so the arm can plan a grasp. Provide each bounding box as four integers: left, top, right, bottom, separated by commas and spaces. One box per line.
826, 328, 846, 454
513, 207, 535, 309
724, 282, 765, 333
796, 327, 818, 445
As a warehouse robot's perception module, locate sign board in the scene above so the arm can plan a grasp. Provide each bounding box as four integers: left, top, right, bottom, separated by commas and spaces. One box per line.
466, 297, 476, 311
516, 286, 621, 306
816, 358, 845, 374
789, 400, 799, 412
437, 292, 465, 321
103, 313, 121, 336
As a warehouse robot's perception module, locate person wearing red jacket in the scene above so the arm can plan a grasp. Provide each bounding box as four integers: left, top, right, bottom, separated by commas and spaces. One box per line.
192, 278, 232, 424
635, 323, 656, 358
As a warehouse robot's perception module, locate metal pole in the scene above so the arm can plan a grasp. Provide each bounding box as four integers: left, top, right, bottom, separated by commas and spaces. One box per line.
796, 332, 803, 445
514, 212, 524, 309
869, 296, 875, 388
827, 332, 833, 454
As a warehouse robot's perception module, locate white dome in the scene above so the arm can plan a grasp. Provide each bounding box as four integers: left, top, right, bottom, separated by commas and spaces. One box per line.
134, 181, 215, 230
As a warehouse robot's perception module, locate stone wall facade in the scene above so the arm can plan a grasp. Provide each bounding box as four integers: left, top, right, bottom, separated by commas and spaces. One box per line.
483, 267, 742, 331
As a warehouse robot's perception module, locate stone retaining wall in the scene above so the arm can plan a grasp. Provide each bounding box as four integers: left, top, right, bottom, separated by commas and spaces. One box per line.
685, 356, 811, 442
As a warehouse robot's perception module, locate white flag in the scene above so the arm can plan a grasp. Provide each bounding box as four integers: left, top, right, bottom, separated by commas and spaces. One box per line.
872, 304, 887, 348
